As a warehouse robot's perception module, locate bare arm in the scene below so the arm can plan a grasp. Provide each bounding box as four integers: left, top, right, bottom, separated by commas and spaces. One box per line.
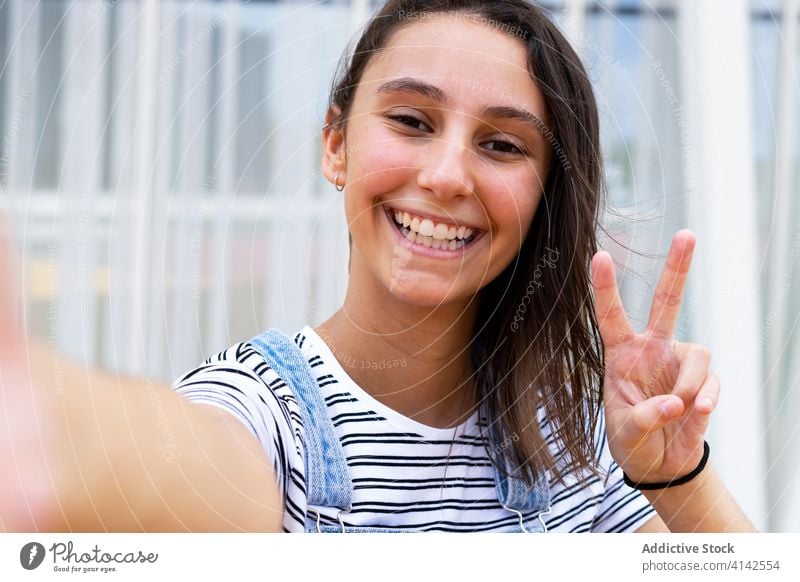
2, 342, 283, 532
0, 229, 282, 532
3, 342, 285, 532
634, 465, 756, 533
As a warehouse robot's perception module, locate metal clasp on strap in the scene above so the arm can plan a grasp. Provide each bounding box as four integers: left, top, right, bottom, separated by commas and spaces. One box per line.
336, 505, 352, 533
502, 502, 552, 533
309, 506, 351, 533
310, 508, 323, 533
538, 504, 552, 533
502, 503, 530, 533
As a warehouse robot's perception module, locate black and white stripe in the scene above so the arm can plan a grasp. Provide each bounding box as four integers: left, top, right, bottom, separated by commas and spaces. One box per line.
172, 326, 656, 533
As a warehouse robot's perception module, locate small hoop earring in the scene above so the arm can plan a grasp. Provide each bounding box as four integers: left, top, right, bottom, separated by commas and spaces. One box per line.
334, 172, 345, 192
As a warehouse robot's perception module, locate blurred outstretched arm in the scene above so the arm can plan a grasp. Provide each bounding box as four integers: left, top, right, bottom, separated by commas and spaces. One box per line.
0, 226, 282, 532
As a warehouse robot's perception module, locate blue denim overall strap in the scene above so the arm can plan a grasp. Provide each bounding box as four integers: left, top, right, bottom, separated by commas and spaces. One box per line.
485, 412, 552, 532
493, 454, 552, 531
249, 328, 550, 532
248, 328, 353, 515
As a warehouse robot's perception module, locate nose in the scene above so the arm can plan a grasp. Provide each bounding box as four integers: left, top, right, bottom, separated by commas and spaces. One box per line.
415, 131, 475, 202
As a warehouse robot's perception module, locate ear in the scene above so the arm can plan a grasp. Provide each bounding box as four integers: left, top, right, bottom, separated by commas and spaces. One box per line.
321, 106, 348, 188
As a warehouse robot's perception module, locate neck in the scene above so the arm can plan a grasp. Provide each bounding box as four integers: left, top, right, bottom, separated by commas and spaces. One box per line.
315, 263, 480, 430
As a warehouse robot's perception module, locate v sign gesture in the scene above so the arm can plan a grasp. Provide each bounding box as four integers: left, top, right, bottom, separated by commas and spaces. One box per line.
592, 230, 715, 485
591, 230, 755, 532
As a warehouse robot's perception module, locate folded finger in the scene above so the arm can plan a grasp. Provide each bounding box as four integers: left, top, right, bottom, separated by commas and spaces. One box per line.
630, 394, 685, 436
692, 371, 720, 416
669, 372, 720, 446
672, 343, 712, 405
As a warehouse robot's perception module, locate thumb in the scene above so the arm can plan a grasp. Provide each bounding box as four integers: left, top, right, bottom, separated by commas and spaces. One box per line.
629, 395, 685, 435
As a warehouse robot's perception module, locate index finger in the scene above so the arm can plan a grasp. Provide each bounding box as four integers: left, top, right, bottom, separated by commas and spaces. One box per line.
591, 250, 635, 348
646, 229, 696, 339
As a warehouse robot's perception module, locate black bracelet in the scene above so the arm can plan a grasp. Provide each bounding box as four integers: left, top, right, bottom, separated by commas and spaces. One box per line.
623, 441, 710, 491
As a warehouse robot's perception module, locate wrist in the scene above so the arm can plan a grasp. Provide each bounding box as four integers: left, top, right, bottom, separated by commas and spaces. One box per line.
623, 441, 710, 490
639, 462, 717, 531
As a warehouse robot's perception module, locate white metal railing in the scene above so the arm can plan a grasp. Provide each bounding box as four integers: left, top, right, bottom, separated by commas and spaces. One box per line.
2, 0, 354, 382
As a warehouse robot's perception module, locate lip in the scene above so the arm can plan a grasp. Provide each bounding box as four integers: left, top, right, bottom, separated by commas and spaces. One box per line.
383, 205, 484, 259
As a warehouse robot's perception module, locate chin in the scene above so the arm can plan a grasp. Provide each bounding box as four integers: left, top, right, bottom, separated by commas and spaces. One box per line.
385, 276, 475, 308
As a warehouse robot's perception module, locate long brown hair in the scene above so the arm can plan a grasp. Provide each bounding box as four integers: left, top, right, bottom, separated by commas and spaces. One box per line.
326, 0, 606, 486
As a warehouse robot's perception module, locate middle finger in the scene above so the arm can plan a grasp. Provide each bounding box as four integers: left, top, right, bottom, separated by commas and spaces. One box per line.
646, 230, 696, 339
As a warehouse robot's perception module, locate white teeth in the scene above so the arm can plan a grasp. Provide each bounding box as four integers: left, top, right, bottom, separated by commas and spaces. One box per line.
389, 206, 477, 250
390, 208, 475, 240
418, 219, 435, 237
399, 222, 467, 251
433, 223, 449, 240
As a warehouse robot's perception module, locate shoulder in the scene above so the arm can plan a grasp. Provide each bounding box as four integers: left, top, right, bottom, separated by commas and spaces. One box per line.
173, 340, 302, 416
175, 340, 278, 385
172, 337, 311, 532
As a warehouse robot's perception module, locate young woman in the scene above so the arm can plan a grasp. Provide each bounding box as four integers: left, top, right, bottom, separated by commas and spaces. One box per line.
0, 0, 754, 533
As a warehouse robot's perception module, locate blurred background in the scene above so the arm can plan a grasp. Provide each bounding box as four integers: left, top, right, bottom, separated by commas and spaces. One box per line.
0, 0, 797, 531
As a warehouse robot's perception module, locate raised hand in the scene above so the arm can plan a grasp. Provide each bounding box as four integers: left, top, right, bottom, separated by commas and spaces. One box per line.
591, 229, 717, 483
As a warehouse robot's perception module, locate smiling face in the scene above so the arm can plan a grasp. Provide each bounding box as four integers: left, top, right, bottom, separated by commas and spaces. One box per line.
322, 13, 552, 309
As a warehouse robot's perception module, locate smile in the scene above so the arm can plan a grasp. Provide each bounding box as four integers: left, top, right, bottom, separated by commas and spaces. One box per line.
383, 205, 483, 256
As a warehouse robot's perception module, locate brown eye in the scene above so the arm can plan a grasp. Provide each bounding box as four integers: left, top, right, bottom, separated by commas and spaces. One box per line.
387, 114, 430, 132
484, 139, 527, 156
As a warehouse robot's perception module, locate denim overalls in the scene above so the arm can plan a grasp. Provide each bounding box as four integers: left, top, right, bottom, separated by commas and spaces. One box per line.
249, 328, 552, 533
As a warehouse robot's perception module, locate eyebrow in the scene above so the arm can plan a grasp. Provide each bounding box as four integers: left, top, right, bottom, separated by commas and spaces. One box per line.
375, 77, 549, 138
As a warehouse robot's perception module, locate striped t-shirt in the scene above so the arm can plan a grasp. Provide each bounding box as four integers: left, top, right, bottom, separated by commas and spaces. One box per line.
172, 325, 656, 533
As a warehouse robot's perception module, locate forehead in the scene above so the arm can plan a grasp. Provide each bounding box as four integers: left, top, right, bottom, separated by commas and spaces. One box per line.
358, 14, 546, 117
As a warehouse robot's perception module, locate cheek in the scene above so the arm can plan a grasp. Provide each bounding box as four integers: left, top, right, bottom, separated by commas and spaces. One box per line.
475, 184, 544, 283
487, 184, 544, 247
349, 126, 412, 194
343, 126, 410, 233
